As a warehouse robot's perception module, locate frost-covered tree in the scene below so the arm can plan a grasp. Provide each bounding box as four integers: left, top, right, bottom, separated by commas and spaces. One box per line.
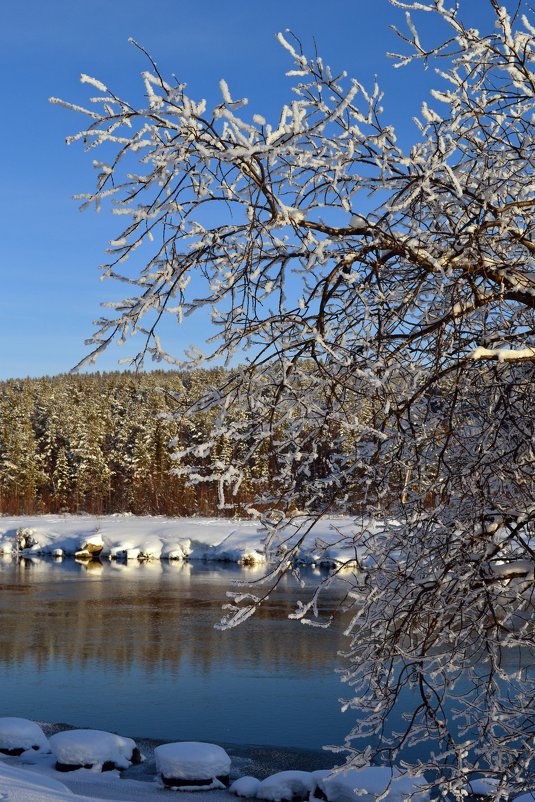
54, 1, 535, 797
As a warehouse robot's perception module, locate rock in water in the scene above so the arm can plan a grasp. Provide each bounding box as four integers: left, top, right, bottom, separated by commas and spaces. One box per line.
155, 741, 231, 790
49, 729, 141, 772
0, 718, 49, 756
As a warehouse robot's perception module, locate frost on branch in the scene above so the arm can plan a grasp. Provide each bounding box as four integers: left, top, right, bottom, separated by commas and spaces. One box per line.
55, 3, 535, 798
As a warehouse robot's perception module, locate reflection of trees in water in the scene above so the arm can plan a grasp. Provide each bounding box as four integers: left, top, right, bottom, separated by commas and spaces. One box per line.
0, 562, 345, 674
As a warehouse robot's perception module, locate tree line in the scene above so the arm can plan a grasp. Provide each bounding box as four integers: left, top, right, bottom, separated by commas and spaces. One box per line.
0, 369, 274, 516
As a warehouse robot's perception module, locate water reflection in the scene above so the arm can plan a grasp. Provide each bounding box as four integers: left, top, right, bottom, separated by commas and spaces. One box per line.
0, 557, 348, 749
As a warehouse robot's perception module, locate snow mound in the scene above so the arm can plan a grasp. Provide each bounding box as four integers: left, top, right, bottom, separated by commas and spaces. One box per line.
0, 762, 75, 802
191, 527, 266, 564
155, 741, 231, 790
49, 729, 141, 772
316, 768, 430, 802
230, 775, 262, 797
0, 717, 50, 755
256, 770, 318, 801
162, 539, 192, 560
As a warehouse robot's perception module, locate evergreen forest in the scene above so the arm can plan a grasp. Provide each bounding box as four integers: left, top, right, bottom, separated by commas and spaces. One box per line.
0, 370, 273, 516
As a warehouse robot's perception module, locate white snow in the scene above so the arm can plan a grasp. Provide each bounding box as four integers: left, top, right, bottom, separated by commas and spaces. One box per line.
0, 762, 77, 802
466, 778, 497, 797
256, 770, 318, 801
81, 533, 104, 549
229, 775, 261, 797
0, 717, 50, 754
0, 748, 529, 802
0, 513, 375, 568
471, 345, 535, 363
49, 730, 139, 771
155, 741, 231, 789
0, 757, 201, 802
316, 767, 430, 802
488, 559, 535, 580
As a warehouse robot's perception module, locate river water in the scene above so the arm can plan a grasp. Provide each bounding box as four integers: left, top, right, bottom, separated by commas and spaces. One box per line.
0, 556, 350, 754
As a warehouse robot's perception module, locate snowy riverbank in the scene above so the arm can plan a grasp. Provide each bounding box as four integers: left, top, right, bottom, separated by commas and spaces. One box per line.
0, 513, 370, 567
0, 718, 427, 802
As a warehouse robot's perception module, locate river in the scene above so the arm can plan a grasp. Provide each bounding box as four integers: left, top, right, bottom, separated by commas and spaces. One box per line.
0, 556, 350, 754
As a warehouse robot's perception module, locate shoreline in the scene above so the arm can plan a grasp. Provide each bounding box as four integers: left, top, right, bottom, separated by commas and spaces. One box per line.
0, 720, 343, 802
0, 512, 366, 569
40, 721, 341, 782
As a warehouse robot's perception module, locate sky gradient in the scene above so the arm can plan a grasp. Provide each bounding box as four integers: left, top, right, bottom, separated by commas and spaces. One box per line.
0, 0, 504, 379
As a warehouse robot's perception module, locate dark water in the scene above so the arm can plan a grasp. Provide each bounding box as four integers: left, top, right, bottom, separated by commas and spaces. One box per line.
0, 556, 350, 753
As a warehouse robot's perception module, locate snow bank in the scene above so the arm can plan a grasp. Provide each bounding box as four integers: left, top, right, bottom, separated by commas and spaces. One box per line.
196, 526, 267, 564
0, 759, 168, 802
0, 717, 50, 755
0, 513, 374, 567
49, 729, 141, 772
256, 770, 318, 801
230, 775, 262, 797
0, 762, 76, 802
316, 767, 430, 802
155, 741, 231, 790
0, 740, 528, 802
232, 766, 429, 802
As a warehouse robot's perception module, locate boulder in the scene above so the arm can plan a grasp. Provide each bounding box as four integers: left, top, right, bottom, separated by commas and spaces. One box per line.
0, 717, 49, 756
155, 741, 231, 790
76, 533, 104, 558
256, 771, 318, 802
16, 529, 38, 551
230, 776, 262, 798
49, 729, 141, 772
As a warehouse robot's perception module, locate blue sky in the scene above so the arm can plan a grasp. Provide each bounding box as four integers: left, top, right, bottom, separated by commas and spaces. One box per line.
0, 0, 504, 379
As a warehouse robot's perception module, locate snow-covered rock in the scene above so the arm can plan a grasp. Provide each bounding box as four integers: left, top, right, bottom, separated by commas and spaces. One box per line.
16, 527, 38, 550
75, 533, 104, 559
316, 767, 430, 802
49, 729, 141, 772
256, 770, 318, 801
230, 775, 262, 797
154, 741, 231, 790
0, 717, 50, 756
162, 539, 192, 560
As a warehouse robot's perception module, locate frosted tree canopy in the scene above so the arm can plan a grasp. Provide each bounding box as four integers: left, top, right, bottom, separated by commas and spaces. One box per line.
54, 1, 535, 799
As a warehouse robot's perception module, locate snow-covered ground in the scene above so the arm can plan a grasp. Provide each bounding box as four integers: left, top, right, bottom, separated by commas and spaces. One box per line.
0, 757, 234, 802
0, 751, 430, 802
0, 719, 435, 802
0, 513, 376, 567
2, 748, 534, 802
